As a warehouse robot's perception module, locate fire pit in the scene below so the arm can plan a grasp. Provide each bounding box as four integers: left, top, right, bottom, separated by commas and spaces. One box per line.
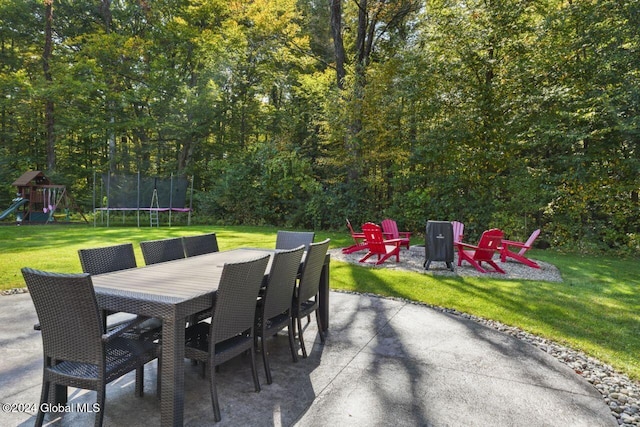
424, 220, 454, 271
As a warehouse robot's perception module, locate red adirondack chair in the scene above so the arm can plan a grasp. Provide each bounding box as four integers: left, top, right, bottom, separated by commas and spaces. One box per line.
451, 221, 465, 245
381, 219, 411, 249
342, 219, 368, 254
359, 222, 403, 265
457, 228, 505, 274
500, 229, 541, 269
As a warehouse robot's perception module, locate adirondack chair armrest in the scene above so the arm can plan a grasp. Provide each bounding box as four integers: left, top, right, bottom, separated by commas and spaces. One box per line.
383, 238, 404, 247
398, 231, 412, 238
456, 242, 479, 251
501, 240, 530, 250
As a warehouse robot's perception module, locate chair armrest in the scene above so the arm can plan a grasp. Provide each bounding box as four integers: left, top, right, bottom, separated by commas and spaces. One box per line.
398, 232, 411, 239
383, 238, 404, 247
501, 240, 530, 250
456, 242, 479, 251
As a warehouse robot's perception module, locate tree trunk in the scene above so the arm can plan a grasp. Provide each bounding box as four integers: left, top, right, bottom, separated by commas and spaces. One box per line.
330, 0, 346, 89
43, 0, 55, 173
101, 0, 116, 172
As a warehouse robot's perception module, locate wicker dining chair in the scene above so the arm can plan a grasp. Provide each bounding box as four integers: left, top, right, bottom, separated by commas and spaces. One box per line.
182, 233, 220, 324
140, 237, 185, 265
184, 255, 270, 422
254, 245, 305, 384
275, 230, 315, 252
183, 233, 219, 257
77, 243, 162, 339
78, 242, 138, 275
292, 238, 330, 358
22, 268, 158, 427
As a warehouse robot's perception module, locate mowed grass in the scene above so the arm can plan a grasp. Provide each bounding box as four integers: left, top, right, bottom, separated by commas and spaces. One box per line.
2, 224, 639, 382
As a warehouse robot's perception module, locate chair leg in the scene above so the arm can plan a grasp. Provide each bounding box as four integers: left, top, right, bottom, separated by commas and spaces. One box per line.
486, 260, 506, 274
135, 366, 144, 397
209, 364, 221, 422
95, 384, 106, 427
35, 380, 49, 427
358, 252, 374, 263
250, 343, 261, 392
261, 334, 273, 385
287, 319, 298, 363
468, 259, 488, 273
297, 316, 307, 358
156, 357, 162, 398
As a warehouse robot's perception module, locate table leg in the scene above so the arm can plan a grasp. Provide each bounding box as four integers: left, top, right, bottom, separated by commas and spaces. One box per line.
318, 254, 330, 333
161, 317, 186, 427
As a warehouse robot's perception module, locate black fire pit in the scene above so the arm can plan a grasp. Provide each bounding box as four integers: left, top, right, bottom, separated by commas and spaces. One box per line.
424, 220, 454, 271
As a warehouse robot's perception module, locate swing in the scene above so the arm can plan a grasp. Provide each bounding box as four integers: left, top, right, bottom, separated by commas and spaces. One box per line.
42, 189, 48, 213
49, 188, 55, 213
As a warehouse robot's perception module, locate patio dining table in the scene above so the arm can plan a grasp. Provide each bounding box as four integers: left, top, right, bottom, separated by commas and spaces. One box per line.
89, 247, 329, 427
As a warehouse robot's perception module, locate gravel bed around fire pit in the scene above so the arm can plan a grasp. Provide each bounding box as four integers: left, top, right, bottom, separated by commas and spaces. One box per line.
330, 246, 640, 426
329, 245, 563, 282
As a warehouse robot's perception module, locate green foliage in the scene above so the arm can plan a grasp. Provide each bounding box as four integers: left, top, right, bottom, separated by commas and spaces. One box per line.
0, 0, 638, 254
196, 141, 322, 227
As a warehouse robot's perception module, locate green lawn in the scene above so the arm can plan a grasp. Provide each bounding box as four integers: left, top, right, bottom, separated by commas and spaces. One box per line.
2, 224, 639, 382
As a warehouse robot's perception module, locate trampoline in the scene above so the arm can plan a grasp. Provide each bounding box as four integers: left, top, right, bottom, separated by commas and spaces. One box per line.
93, 172, 193, 227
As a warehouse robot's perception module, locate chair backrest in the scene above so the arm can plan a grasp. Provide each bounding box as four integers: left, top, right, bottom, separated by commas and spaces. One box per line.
263, 245, 305, 321
22, 268, 103, 364
520, 229, 541, 255
183, 233, 219, 257
451, 221, 465, 243
275, 230, 315, 252
361, 223, 388, 255
297, 238, 330, 304
380, 219, 399, 239
210, 255, 270, 345
78, 243, 137, 275
346, 219, 357, 235
473, 229, 504, 261
140, 237, 185, 265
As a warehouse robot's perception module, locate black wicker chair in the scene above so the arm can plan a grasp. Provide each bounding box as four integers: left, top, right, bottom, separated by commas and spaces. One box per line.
183, 233, 219, 257
140, 237, 185, 265
275, 230, 315, 252
22, 268, 158, 427
78, 243, 138, 275
184, 255, 270, 422
254, 245, 305, 384
77, 243, 162, 340
292, 238, 330, 358
182, 234, 221, 324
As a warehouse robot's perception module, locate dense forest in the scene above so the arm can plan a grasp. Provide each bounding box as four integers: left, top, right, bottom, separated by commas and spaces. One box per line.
1, 0, 638, 253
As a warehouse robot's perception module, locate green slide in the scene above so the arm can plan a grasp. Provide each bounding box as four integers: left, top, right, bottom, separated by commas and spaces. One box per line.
0, 198, 28, 221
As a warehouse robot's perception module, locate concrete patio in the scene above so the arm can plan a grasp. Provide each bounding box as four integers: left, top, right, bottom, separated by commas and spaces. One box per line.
0, 290, 616, 426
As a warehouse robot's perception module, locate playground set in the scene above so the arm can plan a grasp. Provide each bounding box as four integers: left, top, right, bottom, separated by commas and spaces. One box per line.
0, 171, 192, 226
0, 171, 87, 224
